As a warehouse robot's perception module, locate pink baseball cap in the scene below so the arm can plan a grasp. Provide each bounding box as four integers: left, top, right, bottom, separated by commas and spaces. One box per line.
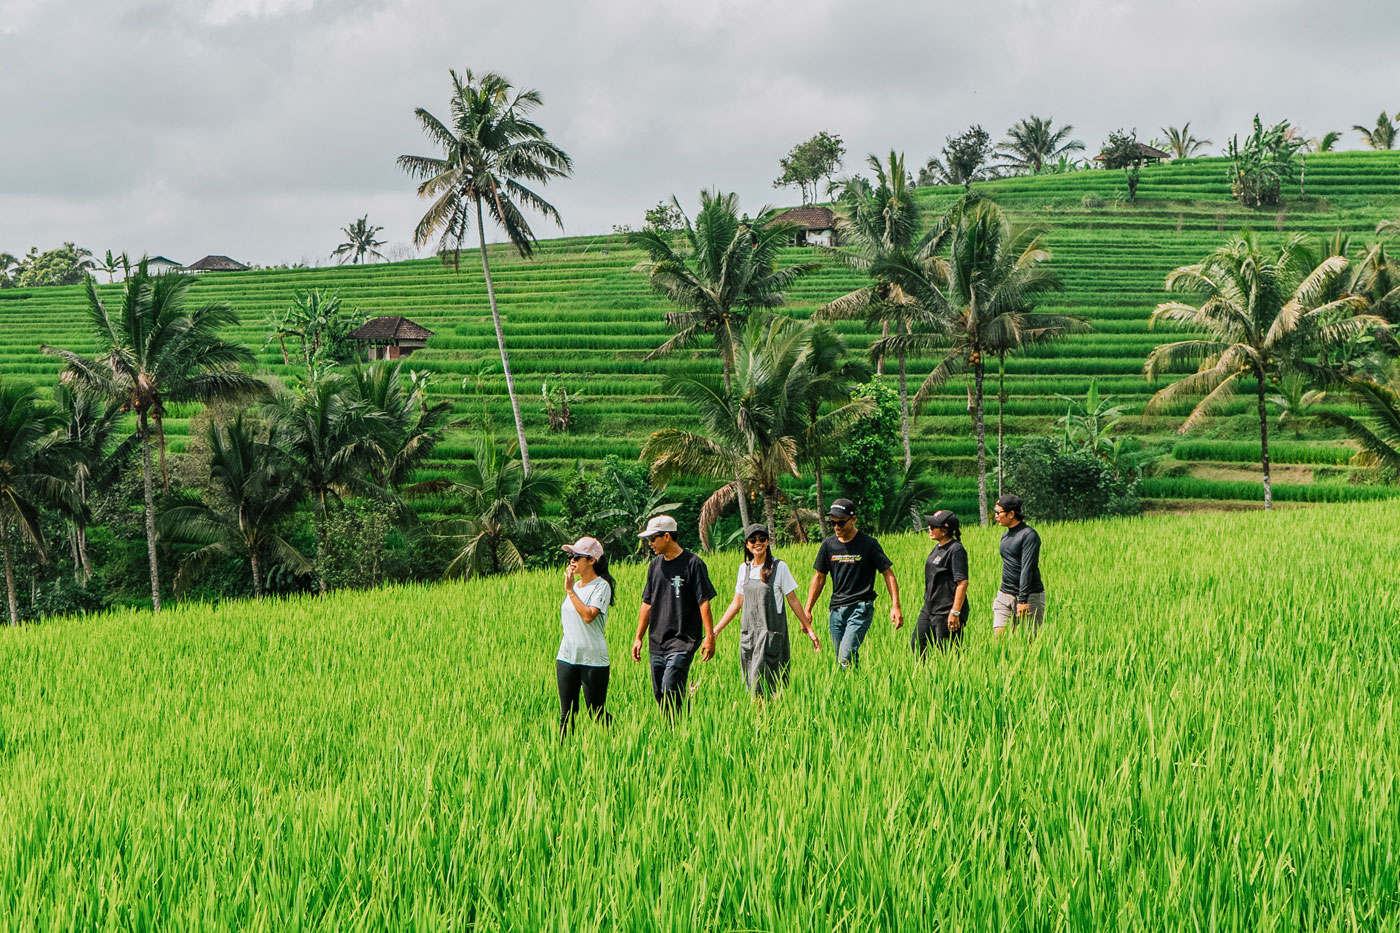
562, 536, 604, 560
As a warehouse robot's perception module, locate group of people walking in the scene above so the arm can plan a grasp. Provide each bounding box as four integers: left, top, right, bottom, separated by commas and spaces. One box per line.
554, 494, 1045, 735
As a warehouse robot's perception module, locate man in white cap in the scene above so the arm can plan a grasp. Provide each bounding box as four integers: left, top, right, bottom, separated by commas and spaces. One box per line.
631, 515, 717, 713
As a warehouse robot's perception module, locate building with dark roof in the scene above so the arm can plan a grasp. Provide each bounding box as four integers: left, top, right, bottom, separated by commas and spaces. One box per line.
347, 316, 435, 361
770, 206, 838, 247
1093, 142, 1171, 166
186, 254, 249, 273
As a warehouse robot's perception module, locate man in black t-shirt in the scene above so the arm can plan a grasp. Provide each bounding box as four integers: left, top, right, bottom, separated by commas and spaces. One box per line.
631, 515, 717, 711
804, 499, 903, 669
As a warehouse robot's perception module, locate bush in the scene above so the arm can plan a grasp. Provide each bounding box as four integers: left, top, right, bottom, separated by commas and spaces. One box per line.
834, 379, 901, 522
1081, 193, 1106, 209
1003, 437, 1140, 521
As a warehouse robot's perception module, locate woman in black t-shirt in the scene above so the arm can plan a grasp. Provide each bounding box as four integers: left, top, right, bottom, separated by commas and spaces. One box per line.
913, 510, 970, 656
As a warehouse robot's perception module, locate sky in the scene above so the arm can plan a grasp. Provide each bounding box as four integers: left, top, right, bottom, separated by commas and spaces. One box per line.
1, 0, 1396, 267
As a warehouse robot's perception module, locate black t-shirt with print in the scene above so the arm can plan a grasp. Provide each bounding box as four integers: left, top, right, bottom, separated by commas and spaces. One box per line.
641, 549, 718, 654
813, 531, 893, 609
922, 540, 970, 619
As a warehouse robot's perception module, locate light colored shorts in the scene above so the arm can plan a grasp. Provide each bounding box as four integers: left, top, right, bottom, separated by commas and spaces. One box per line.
993, 590, 1046, 632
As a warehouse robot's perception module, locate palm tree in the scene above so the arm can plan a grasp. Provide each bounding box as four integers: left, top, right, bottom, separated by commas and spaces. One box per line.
995, 116, 1085, 174
397, 68, 573, 476
159, 414, 309, 599
1160, 123, 1213, 159
1353, 113, 1398, 150
53, 385, 136, 583
0, 377, 75, 624
1144, 233, 1384, 509
1306, 130, 1342, 153
348, 362, 454, 491
0, 252, 19, 288
40, 262, 261, 611
873, 201, 1075, 525
793, 322, 873, 536
442, 434, 564, 578
330, 216, 387, 265
1319, 373, 1400, 478
628, 190, 816, 397
270, 374, 385, 594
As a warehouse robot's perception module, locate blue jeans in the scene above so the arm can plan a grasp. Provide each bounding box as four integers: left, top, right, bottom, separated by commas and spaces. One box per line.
828, 601, 875, 669
649, 649, 696, 711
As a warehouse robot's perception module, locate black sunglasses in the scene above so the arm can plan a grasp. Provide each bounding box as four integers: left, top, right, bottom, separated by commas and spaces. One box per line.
747, 535, 769, 544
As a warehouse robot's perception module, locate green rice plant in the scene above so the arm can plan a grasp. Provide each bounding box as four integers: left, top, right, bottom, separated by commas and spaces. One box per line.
1171, 440, 1356, 465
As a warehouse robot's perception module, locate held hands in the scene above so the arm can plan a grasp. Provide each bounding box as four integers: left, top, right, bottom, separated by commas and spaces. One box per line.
806, 629, 822, 653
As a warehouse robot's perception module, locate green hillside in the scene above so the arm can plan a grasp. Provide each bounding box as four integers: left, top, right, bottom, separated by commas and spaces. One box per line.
4, 152, 1399, 512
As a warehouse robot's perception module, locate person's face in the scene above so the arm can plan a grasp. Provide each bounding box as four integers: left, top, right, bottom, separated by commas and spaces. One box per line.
830, 515, 852, 533
928, 525, 949, 543
994, 505, 1016, 527
747, 533, 769, 557
567, 552, 594, 573
647, 532, 670, 555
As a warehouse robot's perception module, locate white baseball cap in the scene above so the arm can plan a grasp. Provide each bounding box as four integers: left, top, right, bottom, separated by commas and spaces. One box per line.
637, 515, 679, 538
561, 536, 604, 560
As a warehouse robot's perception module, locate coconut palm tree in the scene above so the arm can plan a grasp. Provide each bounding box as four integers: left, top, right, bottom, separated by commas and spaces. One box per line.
159, 413, 309, 599
347, 361, 454, 493
330, 215, 387, 265
442, 434, 564, 578
1353, 113, 1397, 150
793, 322, 873, 536
628, 190, 816, 397
1160, 123, 1213, 159
1144, 233, 1384, 509
397, 69, 572, 476
52, 384, 136, 583
40, 262, 261, 610
0, 377, 76, 624
1305, 130, 1342, 153
872, 201, 1075, 525
1319, 371, 1400, 478
995, 116, 1085, 174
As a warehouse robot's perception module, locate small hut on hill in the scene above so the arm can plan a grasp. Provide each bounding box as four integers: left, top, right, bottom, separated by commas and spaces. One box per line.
348, 316, 434, 361
770, 206, 838, 247
186, 254, 249, 273
1093, 142, 1170, 166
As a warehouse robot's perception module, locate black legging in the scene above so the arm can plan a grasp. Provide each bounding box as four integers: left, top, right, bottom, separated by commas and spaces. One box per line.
556, 661, 610, 735
912, 607, 964, 657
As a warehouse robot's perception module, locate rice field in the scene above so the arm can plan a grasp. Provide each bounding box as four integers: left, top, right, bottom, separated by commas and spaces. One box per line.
2, 501, 1398, 929
2, 151, 1399, 504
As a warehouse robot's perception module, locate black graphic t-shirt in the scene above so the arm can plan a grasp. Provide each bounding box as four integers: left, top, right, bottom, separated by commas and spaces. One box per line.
641, 549, 717, 654
813, 531, 893, 609
922, 540, 970, 619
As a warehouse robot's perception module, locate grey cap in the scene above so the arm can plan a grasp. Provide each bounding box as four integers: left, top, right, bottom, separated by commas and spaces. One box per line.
743, 523, 771, 540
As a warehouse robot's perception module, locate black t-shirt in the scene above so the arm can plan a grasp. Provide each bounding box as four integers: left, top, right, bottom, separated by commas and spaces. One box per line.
814, 531, 892, 609
641, 549, 717, 654
922, 540, 970, 618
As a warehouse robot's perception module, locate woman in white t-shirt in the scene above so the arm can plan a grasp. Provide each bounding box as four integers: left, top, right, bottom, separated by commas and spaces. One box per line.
714, 523, 820, 696
557, 536, 614, 736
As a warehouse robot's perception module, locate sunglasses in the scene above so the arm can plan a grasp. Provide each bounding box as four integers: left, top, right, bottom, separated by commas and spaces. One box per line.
565, 553, 590, 562
747, 535, 769, 544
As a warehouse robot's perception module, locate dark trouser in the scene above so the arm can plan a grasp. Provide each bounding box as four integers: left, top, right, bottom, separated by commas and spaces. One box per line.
649, 649, 696, 712
556, 661, 610, 735
912, 608, 963, 657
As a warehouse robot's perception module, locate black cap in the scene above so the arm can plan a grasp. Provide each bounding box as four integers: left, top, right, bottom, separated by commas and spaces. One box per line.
995, 494, 1024, 518
924, 509, 959, 529
743, 523, 770, 540
827, 498, 856, 519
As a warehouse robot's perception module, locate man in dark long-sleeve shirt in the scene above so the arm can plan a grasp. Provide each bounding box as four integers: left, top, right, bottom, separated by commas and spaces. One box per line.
993, 494, 1046, 635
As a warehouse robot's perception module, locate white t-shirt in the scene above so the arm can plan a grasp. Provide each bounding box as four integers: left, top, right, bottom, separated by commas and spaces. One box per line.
557, 577, 612, 666
733, 559, 798, 614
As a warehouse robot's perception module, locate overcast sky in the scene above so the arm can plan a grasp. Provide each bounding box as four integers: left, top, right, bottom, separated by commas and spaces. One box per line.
1, 0, 1395, 266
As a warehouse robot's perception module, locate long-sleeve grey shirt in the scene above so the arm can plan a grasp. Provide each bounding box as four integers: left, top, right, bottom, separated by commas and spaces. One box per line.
998, 522, 1044, 600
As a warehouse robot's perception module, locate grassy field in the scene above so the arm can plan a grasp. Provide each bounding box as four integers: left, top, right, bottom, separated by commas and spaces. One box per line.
3, 501, 1398, 929
3, 151, 1399, 509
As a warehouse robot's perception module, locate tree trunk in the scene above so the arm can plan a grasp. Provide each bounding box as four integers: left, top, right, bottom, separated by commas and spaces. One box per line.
898, 351, 911, 470
813, 459, 829, 538
250, 549, 263, 599
734, 474, 752, 528
722, 357, 732, 400
1, 521, 18, 626
1257, 374, 1273, 510
997, 353, 1007, 497
762, 490, 778, 538
139, 412, 162, 611
314, 495, 330, 595
876, 322, 888, 375
475, 197, 531, 475
76, 474, 92, 584
974, 358, 989, 526
278, 338, 290, 367
156, 415, 170, 493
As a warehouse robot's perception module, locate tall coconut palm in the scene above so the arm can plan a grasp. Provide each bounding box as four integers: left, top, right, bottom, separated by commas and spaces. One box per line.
872, 201, 1075, 524
397, 68, 573, 476
159, 414, 309, 599
53, 384, 136, 584
442, 434, 564, 578
40, 262, 261, 611
1353, 113, 1398, 150
1160, 123, 1213, 159
0, 377, 76, 624
793, 322, 873, 536
629, 190, 816, 397
995, 115, 1085, 174
330, 215, 387, 265
1144, 233, 1384, 509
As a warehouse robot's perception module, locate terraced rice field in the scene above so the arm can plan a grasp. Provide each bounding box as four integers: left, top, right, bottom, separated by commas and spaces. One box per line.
2, 502, 1398, 928
3, 152, 1399, 509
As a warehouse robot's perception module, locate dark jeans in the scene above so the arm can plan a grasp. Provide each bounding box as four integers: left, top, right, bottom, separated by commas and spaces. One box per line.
912, 608, 963, 657
556, 661, 610, 735
649, 649, 696, 712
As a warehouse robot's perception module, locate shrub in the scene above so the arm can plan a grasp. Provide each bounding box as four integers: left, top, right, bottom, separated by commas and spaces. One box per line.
834, 379, 901, 522
1081, 193, 1106, 209
1003, 437, 1140, 521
